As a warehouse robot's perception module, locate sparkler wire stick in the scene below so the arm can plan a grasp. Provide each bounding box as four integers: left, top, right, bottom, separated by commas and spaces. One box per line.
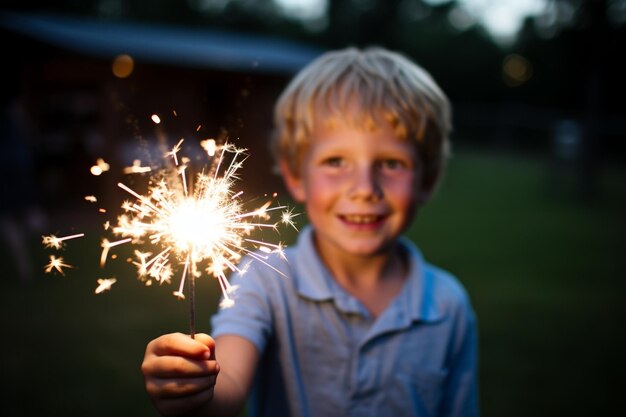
189, 253, 196, 339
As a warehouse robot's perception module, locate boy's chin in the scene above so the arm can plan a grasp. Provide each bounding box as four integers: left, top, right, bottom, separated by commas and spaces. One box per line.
335, 238, 400, 258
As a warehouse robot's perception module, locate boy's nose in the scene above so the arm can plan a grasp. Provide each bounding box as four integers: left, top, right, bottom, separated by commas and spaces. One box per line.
347, 166, 383, 201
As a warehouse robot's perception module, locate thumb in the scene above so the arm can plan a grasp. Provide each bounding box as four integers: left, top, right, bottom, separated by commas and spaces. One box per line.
193, 333, 217, 360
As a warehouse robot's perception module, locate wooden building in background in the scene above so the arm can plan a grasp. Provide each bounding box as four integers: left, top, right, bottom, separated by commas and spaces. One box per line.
0, 11, 322, 220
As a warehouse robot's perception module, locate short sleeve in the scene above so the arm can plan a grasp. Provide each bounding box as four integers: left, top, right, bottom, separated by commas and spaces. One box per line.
210, 259, 276, 353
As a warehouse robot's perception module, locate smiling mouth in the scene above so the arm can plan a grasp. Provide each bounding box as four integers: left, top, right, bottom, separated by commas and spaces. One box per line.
339, 214, 386, 224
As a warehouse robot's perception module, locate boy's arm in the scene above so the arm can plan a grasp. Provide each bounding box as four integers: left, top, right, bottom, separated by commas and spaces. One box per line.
142, 333, 259, 417
197, 335, 260, 416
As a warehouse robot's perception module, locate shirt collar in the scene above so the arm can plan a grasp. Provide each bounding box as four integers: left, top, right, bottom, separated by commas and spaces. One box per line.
292, 226, 338, 301
292, 226, 443, 323
395, 237, 443, 323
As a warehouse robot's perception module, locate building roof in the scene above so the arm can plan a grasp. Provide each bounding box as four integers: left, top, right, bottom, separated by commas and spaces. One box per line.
0, 11, 323, 74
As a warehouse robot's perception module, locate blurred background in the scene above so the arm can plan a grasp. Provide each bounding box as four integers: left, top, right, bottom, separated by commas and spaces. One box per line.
0, 1, 624, 416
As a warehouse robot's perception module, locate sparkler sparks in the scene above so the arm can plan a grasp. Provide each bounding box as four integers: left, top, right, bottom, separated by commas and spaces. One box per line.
200, 139, 217, 157
42, 233, 85, 250
102, 137, 293, 336
107, 140, 288, 304
95, 278, 117, 294
41, 114, 297, 338
44, 255, 73, 275
165, 138, 185, 165
281, 208, 300, 231
90, 158, 110, 176
123, 160, 152, 174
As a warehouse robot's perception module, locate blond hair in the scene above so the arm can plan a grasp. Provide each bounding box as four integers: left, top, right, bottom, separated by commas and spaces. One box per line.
271, 46, 452, 187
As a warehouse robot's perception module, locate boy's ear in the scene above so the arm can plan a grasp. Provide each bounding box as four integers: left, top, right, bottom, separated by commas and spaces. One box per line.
279, 159, 306, 203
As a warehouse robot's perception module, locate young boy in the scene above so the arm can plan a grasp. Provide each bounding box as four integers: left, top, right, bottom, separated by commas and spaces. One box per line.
141, 46, 479, 417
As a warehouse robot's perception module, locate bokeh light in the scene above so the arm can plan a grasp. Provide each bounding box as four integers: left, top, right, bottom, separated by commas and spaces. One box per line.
502, 53, 533, 86
112, 54, 134, 78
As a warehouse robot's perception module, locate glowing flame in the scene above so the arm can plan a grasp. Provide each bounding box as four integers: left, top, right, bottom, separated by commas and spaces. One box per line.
40, 123, 298, 337
105, 140, 293, 309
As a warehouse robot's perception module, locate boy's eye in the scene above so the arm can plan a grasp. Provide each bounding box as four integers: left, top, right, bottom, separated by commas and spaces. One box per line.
379, 159, 407, 170
322, 157, 344, 167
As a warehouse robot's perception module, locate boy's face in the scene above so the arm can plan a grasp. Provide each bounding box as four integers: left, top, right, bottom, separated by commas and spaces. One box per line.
282, 120, 427, 259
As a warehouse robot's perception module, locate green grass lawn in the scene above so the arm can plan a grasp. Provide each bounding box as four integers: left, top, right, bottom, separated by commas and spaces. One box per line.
1, 147, 624, 416
408, 148, 626, 416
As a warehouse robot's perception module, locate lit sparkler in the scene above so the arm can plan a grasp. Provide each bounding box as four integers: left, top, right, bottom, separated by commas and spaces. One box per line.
40, 113, 296, 338
102, 138, 293, 337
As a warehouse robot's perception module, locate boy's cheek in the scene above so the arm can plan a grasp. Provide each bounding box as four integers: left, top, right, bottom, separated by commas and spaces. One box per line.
307, 176, 344, 198
381, 176, 417, 195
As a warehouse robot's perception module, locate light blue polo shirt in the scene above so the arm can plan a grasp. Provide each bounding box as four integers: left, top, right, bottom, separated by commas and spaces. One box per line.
211, 226, 479, 417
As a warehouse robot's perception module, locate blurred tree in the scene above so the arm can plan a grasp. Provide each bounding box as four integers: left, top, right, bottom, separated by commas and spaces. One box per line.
1, 0, 624, 163
513, 0, 625, 199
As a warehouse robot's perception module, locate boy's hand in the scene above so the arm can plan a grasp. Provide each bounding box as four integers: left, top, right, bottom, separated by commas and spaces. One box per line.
141, 332, 220, 417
